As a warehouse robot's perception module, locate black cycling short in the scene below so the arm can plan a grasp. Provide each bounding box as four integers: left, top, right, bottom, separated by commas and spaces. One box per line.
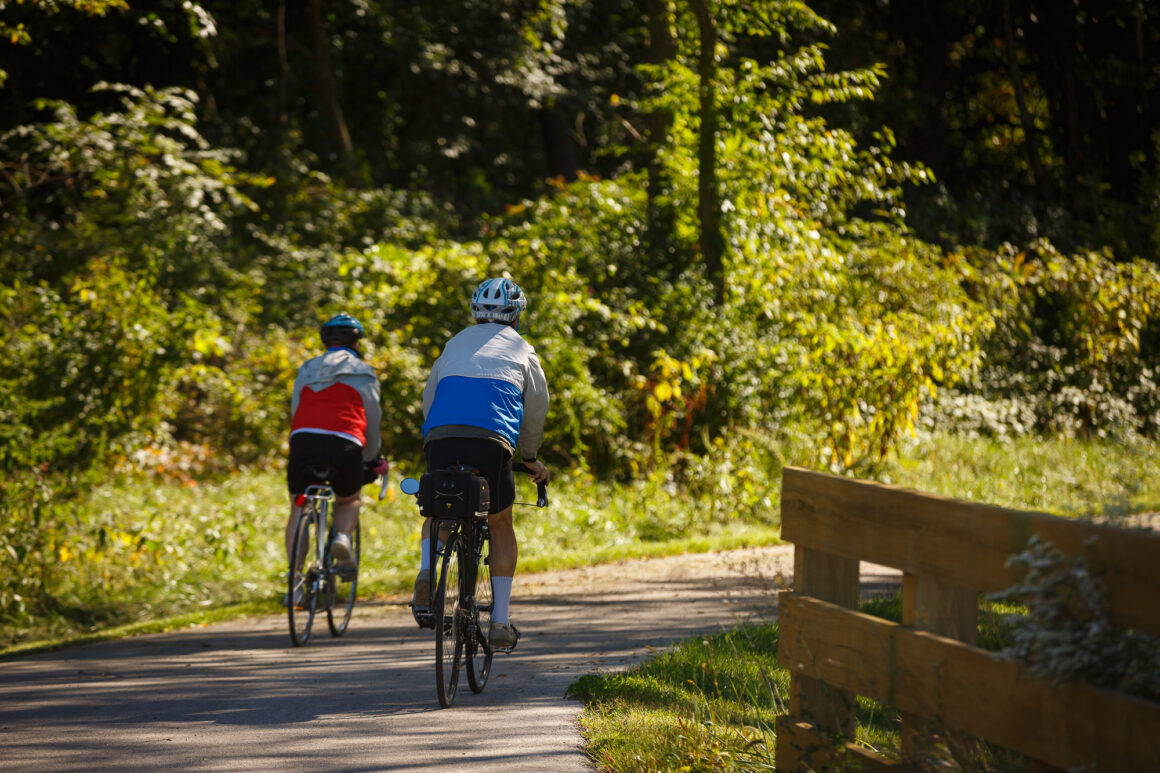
287, 432, 364, 498
425, 437, 514, 515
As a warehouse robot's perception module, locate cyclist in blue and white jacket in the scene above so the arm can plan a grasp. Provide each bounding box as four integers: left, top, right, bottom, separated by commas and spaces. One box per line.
415, 277, 550, 648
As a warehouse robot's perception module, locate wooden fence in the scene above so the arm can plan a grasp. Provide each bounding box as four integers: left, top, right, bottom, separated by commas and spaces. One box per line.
774, 466, 1160, 772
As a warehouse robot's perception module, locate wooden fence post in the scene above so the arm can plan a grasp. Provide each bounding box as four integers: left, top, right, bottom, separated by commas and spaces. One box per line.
778, 544, 861, 769
900, 572, 978, 766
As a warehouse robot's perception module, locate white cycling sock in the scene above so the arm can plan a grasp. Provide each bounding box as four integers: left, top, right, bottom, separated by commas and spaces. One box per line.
419, 539, 445, 572
491, 576, 513, 624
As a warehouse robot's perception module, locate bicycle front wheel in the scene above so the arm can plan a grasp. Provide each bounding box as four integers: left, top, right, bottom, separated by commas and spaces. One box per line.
327, 522, 360, 637
434, 530, 462, 708
466, 539, 493, 693
288, 510, 319, 646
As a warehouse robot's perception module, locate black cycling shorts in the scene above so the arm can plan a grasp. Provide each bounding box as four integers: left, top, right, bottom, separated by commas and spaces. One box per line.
287, 432, 364, 498
425, 437, 514, 515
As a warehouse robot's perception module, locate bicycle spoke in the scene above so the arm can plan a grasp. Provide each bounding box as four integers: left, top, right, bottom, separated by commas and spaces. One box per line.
466, 533, 493, 693
327, 522, 359, 636
434, 531, 461, 708
288, 510, 318, 646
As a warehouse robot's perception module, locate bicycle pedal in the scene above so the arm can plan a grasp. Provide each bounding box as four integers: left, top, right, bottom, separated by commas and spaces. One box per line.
410, 604, 434, 629
335, 567, 357, 582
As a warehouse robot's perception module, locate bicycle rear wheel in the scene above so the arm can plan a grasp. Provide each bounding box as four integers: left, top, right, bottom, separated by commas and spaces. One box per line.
466, 540, 493, 693
434, 530, 463, 708
327, 522, 360, 637
288, 510, 319, 646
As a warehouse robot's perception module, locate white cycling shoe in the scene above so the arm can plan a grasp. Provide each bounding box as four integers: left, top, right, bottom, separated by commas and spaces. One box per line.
331, 532, 357, 574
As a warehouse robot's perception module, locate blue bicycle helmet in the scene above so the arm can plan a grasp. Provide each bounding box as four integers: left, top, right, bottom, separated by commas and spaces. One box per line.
320, 313, 364, 347
470, 278, 527, 324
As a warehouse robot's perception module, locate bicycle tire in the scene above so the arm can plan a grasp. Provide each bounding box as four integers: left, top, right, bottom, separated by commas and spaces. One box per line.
466, 532, 493, 693
434, 530, 463, 708
327, 522, 360, 637
288, 509, 318, 646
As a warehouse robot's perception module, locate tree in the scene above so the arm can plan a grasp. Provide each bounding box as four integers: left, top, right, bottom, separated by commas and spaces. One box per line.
688, 0, 726, 304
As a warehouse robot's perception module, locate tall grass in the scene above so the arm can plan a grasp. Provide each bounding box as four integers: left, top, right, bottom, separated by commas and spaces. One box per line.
1, 461, 780, 652
4, 431, 1154, 655
884, 432, 1160, 518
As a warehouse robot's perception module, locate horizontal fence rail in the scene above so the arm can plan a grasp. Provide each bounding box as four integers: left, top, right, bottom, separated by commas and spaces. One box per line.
774, 466, 1160, 772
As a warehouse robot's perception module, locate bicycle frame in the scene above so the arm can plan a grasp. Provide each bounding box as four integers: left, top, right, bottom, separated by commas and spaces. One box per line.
288, 481, 362, 646
303, 483, 335, 581
403, 463, 546, 707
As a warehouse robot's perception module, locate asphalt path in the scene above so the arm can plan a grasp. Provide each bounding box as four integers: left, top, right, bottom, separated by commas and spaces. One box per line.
0, 547, 902, 772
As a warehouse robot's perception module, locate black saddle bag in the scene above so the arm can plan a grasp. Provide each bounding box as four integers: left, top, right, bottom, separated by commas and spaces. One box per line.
417, 468, 490, 520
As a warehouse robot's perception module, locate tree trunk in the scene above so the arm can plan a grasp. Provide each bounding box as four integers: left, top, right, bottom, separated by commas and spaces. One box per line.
689, 0, 725, 305
277, 0, 290, 132
890, 0, 951, 172
307, 0, 354, 170
645, 0, 676, 267
539, 104, 579, 182
1001, 0, 1052, 201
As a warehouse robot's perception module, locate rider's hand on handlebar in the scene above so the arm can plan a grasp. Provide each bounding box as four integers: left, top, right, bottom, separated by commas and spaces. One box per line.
523, 458, 549, 484
366, 457, 389, 478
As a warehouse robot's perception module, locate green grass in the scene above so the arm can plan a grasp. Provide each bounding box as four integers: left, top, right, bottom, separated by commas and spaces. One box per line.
568, 594, 1034, 772
566, 623, 787, 772
566, 617, 907, 772
569, 432, 1158, 772
4, 431, 1154, 660
0, 463, 780, 654
884, 432, 1160, 518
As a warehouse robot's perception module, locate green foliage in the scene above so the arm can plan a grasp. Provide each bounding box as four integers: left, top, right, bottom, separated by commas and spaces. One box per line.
0, 0, 129, 87
628, 4, 990, 470
2, 0, 1160, 647
0, 83, 264, 622
933, 240, 1160, 440
810, 0, 1160, 262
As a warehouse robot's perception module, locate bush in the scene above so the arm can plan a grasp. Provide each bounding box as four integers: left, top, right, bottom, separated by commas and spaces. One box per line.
932, 241, 1160, 440
991, 535, 1160, 702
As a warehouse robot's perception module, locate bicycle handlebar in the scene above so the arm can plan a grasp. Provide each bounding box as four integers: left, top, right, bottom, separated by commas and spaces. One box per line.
512, 461, 549, 508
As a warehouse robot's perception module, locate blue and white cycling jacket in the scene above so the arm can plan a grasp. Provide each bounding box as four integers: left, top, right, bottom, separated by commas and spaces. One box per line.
421, 322, 549, 459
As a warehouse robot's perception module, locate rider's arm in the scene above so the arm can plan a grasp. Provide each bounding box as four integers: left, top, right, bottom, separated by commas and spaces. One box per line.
421, 356, 443, 421
360, 374, 383, 461
518, 350, 549, 462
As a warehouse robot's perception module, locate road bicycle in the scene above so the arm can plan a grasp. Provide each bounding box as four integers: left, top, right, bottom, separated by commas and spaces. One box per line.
287, 464, 387, 646
402, 462, 548, 708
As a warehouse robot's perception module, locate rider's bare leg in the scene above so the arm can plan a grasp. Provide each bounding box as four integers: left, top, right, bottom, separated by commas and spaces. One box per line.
488, 505, 517, 576
488, 505, 517, 624
333, 492, 360, 536
284, 496, 302, 563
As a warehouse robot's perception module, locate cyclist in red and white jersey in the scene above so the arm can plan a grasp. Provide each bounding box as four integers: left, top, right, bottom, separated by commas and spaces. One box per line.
285, 313, 386, 605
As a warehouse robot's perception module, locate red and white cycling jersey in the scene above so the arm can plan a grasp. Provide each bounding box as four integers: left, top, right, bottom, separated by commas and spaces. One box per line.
290, 347, 381, 460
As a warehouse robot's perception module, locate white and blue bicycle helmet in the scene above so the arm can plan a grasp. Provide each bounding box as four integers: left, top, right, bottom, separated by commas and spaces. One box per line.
470, 278, 527, 324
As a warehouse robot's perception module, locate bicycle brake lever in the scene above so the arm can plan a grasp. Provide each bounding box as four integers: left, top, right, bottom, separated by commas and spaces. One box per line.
378, 475, 390, 501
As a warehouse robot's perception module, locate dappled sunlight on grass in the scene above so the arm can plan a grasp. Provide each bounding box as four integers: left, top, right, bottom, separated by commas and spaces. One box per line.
886, 432, 1160, 517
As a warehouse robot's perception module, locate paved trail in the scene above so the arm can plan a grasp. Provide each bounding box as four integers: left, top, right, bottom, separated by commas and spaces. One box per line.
1, 547, 900, 772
